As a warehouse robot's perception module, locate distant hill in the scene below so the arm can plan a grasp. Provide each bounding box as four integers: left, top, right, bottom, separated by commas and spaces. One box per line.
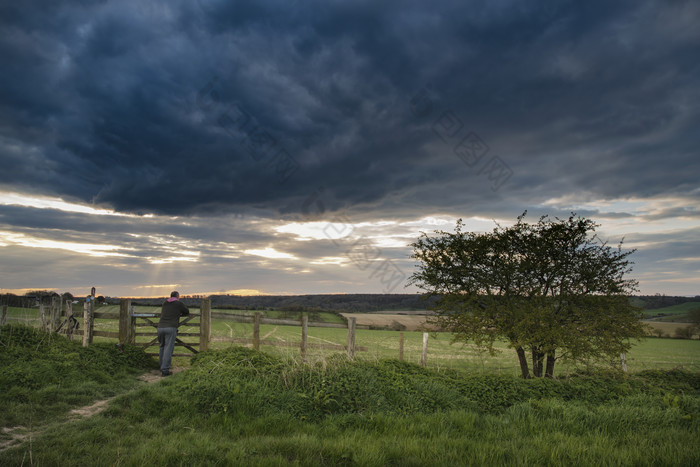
117, 294, 436, 312
92, 293, 699, 314
633, 295, 700, 310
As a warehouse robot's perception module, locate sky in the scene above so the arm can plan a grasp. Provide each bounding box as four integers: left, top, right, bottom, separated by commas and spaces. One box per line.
1, 0, 699, 298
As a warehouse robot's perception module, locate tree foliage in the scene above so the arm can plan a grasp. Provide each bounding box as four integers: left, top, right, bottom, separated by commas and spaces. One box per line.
410, 212, 647, 378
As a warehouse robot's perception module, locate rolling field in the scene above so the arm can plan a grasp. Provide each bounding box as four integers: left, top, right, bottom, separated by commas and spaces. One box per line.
645, 321, 699, 338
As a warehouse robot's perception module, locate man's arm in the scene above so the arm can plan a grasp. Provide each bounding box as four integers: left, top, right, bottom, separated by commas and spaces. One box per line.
180, 302, 189, 316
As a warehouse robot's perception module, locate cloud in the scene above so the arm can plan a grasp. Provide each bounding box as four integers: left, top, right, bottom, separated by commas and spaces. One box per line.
0, 0, 696, 219
1, 0, 698, 295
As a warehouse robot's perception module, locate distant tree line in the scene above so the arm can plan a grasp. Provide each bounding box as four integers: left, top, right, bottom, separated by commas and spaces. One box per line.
634, 295, 700, 310
116, 294, 439, 312
3, 291, 699, 314
1, 291, 75, 307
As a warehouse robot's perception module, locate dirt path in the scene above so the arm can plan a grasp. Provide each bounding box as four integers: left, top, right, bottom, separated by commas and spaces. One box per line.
262, 326, 278, 340
0, 368, 181, 454
308, 335, 339, 345
0, 427, 30, 453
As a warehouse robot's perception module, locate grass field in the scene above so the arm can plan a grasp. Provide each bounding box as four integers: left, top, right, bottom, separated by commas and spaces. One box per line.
5, 305, 699, 375
645, 321, 699, 339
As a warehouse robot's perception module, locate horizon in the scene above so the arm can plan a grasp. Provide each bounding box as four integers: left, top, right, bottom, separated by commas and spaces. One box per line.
3, 289, 699, 301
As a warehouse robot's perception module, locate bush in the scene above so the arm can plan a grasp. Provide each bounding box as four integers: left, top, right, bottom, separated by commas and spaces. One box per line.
175, 347, 700, 421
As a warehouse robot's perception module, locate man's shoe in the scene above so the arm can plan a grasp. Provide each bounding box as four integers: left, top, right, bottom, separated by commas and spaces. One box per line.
161, 370, 171, 377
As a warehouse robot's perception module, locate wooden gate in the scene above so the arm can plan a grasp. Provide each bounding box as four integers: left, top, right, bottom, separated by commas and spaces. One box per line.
117, 298, 211, 356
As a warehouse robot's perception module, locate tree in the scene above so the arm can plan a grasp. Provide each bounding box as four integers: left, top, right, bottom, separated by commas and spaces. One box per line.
410, 212, 647, 378
24, 290, 58, 306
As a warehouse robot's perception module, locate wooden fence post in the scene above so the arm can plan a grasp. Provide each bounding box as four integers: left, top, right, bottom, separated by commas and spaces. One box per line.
119, 299, 133, 344
421, 332, 428, 367
200, 298, 211, 352
40, 304, 47, 331
49, 297, 55, 331
620, 353, 628, 373
398, 332, 404, 361
51, 295, 61, 331
253, 312, 261, 350
300, 315, 308, 361
1, 305, 7, 326
64, 299, 75, 341
82, 296, 94, 347
347, 317, 356, 359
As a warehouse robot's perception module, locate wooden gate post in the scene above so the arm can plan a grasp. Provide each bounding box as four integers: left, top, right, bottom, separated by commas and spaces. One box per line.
119, 299, 134, 344
1, 305, 7, 326
129, 303, 136, 341
253, 312, 262, 350
200, 298, 211, 352
300, 315, 308, 361
347, 317, 356, 359
421, 332, 428, 367
620, 353, 628, 373
398, 332, 404, 361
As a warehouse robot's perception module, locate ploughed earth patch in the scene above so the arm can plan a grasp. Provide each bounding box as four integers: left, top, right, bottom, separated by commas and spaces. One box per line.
340, 311, 435, 331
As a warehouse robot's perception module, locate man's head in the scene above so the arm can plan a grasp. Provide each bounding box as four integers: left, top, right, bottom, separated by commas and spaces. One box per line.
170, 291, 179, 298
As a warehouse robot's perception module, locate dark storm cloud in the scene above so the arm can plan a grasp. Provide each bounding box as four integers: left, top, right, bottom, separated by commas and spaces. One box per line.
1, 0, 698, 219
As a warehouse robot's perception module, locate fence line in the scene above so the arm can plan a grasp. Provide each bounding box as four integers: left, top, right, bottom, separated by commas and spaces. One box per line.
210, 311, 367, 359
2, 297, 427, 364
72, 300, 366, 359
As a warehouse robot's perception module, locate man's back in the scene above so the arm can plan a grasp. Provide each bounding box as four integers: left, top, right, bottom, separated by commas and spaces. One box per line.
158, 300, 189, 328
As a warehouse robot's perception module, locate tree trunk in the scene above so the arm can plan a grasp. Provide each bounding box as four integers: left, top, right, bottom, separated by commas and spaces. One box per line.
545, 350, 555, 378
516, 346, 531, 379
531, 347, 544, 378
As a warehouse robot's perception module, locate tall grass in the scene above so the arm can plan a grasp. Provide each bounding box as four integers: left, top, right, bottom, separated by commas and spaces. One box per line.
0, 324, 156, 427
2, 338, 698, 466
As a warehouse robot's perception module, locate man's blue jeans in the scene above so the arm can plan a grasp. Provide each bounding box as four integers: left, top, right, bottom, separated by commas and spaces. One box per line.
157, 327, 177, 372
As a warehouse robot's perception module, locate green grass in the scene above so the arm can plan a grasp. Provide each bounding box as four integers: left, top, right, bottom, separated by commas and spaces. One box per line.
1, 342, 698, 466
643, 302, 700, 321
0, 324, 157, 428
205, 321, 700, 374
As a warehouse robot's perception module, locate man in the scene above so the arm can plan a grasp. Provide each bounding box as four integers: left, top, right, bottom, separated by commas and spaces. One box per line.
157, 291, 189, 376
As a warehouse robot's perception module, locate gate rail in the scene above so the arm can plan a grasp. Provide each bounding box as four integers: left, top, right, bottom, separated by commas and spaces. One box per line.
80, 298, 212, 356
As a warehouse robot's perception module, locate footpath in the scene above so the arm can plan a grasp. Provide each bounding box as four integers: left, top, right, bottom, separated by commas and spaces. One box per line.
0, 367, 184, 454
